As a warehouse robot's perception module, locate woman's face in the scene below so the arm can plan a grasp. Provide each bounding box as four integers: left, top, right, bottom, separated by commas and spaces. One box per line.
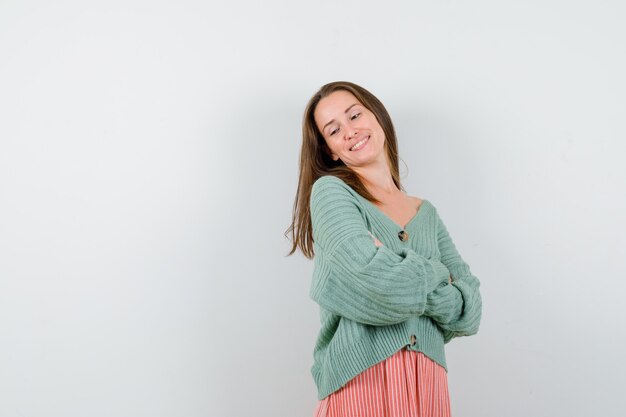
314, 90, 386, 168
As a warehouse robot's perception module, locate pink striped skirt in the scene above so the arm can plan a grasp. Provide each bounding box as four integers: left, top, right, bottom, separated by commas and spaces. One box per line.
314, 348, 451, 417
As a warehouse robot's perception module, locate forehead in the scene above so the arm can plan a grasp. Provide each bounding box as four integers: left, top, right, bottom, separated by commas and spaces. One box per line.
314, 90, 362, 127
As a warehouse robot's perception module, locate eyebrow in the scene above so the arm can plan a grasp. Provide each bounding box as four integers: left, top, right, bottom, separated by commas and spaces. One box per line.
322, 103, 360, 132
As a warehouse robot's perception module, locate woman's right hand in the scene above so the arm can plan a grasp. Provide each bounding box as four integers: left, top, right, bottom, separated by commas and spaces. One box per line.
368, 231, 450, 281
367, 231, 383, 247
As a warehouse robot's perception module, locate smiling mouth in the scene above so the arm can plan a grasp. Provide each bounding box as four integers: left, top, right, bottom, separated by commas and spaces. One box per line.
350, 136, 370, 151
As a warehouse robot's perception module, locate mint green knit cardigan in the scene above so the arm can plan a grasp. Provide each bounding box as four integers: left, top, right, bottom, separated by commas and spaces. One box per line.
309, 175, 482, 400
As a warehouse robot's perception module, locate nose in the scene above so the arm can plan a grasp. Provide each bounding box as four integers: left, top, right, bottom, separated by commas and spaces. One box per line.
346, 127, 358, 139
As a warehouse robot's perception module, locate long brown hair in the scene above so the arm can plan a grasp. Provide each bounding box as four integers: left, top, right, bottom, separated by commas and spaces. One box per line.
284, 81, 402, 259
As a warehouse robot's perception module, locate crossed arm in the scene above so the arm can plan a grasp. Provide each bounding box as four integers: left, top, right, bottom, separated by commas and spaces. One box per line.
309, 176, 451, 326
422, 208, 482, 342
309, 176, 481, 339
365, 204, 482, 342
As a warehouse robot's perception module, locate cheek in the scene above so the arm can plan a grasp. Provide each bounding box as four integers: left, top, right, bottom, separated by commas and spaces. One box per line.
367, 115, 383, 134
371, 122, 384, 139
325, 136, 340, 148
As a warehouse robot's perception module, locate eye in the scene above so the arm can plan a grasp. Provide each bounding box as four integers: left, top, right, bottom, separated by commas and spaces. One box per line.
350, 112, 361, 120
329, 127, 339, 136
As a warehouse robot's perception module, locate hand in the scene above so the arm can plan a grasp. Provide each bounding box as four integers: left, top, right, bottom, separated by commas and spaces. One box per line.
367, 231, 383, 247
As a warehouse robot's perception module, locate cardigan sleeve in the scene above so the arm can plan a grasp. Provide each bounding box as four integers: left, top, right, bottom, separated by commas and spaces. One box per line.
424, 206, 482, 343
309, 176, 450, 326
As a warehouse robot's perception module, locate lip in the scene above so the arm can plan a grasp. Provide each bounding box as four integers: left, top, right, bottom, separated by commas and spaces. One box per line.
349, 135, 370, 152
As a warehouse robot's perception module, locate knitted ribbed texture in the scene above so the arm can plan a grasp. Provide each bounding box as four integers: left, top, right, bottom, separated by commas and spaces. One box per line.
309, 175, 482, 400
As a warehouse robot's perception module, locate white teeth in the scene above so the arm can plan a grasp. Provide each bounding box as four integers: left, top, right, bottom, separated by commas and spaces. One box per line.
350, 136, 369, 151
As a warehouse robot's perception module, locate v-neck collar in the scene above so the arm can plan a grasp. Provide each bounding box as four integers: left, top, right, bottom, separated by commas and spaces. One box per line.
356, 195, 430, 230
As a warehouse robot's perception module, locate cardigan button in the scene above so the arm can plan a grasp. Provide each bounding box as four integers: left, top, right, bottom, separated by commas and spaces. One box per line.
398, 230, 409, 241
410, 335, 416, 346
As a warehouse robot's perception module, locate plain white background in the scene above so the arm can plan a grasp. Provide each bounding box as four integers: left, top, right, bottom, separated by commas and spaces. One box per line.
1, 1, 625, 416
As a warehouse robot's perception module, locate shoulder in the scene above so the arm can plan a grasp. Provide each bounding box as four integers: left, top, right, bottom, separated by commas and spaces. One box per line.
407, 195, 424, 209
310, 176, 364, 215
311, 175, 357, 200
408, 196, 439, 223
407, 194, 436, 216
425, 200, 447, 228
312, 175, 348, 190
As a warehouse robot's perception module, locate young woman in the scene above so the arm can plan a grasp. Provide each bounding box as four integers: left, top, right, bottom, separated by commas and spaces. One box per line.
286, 81, 482, 417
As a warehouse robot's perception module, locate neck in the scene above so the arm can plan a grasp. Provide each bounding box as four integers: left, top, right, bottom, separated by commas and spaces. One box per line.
351, 153, 399, 196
